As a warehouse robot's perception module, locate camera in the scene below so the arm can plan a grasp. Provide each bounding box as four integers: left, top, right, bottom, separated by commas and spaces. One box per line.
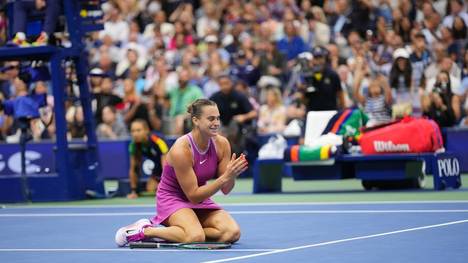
432, 82, 448, 95
432, 85, 443, 95
297, 53, 318, 93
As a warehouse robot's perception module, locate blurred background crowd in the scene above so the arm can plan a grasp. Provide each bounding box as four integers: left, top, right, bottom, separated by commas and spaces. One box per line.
0, 0, 467, 152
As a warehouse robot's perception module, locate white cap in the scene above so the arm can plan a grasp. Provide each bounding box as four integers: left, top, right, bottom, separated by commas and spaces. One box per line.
205, 35, 218, 43
89, 68, 104, 76
298, 52, 313, 61
393, 48, 409, 59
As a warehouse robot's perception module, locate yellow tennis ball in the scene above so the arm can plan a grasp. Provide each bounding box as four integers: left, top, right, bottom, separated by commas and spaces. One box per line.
80, 9, 87, 17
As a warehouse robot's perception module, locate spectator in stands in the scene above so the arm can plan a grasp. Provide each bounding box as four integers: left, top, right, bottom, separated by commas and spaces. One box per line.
257, 87, 287, 135
420, 4, 442, 48
210, 74, 257, 154
168, 20, 194, 50
96, 52, 117, 80
11, 0, 60, 46
286, 90, 306, 125
66, 104, 85, 139
337, 64, 355, 108
93, 76, 122, 124
0, 6, 6, 45
202, 63, 223, 99
424, 42, 451, 82
425, 57, 463, 120
327, 0, 350, 39
143, 9, 174, 44
439, 26, 463, 65
96, 105, 128, 139
100, 2, 129, 44
300, 7, 331, 48
462, 49, 468, 79
235, 79, 260, 111
389, 48, 414, 118
89, 68, 105, 93
277, 21, 308, 62
354, 73, 392, 127
452, 16, 467, 48
443, 0, 468, 29
127, 119, 168, 199
255, 40, 287, 84
115, 44, 147, 79
145, 56, 178, 95
392, 7, 412, 44
344, 0, 373, 39
126, 65, 146, 95
230, 50, 259, 88
0, 77, 29, 142
147, 89, 166, 133
409, 32, 431, 91
168, 67, 203, 135
202, 35, 230, 68
30, 81, 54, 140
121, 78, 152, 130
326, 42, 346, 70
195, 1, 220, 39
422, 71, 459, 127
0, 61, 21, 99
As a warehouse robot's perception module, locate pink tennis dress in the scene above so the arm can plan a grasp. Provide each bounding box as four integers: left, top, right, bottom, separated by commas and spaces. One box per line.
152, 133, 222, 225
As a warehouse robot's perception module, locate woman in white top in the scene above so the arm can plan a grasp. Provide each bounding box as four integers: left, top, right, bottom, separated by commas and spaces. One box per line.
257, 87, 287, 135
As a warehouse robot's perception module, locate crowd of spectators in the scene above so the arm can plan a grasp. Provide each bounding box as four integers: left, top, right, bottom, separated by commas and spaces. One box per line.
0, 0, 467, 152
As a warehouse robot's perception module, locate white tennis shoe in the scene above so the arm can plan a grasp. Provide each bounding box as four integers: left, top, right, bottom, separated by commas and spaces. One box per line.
115, 218, 152, 247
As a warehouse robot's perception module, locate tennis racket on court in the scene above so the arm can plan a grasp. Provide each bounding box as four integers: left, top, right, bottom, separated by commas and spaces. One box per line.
129, 241, 231, 250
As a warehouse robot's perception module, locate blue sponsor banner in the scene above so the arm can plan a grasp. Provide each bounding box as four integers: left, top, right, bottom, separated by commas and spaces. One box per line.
0, 142, 56, 177
0, 139, 131, 179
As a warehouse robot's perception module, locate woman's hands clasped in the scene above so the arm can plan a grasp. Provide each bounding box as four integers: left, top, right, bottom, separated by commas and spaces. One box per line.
222, 153, 249, 181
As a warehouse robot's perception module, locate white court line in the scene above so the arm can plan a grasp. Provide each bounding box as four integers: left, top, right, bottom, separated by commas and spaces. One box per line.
3, 200, 468, 209
0, 248, 275, 252
202, 219, 468, 263
2, 210, 468, 217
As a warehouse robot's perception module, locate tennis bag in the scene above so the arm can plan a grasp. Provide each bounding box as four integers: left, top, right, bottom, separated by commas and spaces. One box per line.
359, 117, 444, 154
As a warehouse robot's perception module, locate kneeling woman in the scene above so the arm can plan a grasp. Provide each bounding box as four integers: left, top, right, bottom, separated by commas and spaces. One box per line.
115, 99, 248, 245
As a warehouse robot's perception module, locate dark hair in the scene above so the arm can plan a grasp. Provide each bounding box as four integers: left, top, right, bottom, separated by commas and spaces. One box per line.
452, 16, 467, 40
389, 58, 412, 89
103, 105, 116, 114
131, 118, 150, 130
187, 99, 217, 119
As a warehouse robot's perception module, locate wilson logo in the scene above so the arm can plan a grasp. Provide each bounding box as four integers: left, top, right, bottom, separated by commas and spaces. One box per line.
373, 141, 410, 152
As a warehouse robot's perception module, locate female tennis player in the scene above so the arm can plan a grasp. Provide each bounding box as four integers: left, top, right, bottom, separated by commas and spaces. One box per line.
115, 99, 248, 246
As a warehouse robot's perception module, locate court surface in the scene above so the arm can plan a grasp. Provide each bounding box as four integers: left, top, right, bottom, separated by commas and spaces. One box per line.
1, 200, 468, 263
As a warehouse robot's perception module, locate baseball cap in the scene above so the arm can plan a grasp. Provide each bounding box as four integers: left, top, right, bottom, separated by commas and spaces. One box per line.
311, 46, 327, 57
393, 48, 410, 60
89, 68, 105, 77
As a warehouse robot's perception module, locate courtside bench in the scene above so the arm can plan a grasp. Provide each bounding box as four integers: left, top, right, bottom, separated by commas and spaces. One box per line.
337, 152, 461, 190
253, 152, 462, 193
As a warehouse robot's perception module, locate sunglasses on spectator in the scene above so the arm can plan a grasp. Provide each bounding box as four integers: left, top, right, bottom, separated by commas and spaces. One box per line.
0, 65, 20, 72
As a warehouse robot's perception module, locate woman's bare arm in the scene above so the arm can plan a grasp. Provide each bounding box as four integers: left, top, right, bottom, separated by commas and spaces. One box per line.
171, 137, 246, 203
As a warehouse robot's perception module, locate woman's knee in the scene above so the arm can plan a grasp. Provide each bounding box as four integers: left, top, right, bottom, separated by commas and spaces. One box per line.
184, 229, 206, 243
220, 226, 241, 243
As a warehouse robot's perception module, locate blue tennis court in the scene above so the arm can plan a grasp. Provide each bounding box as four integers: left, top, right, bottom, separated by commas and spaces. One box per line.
1, 201, 467, 263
